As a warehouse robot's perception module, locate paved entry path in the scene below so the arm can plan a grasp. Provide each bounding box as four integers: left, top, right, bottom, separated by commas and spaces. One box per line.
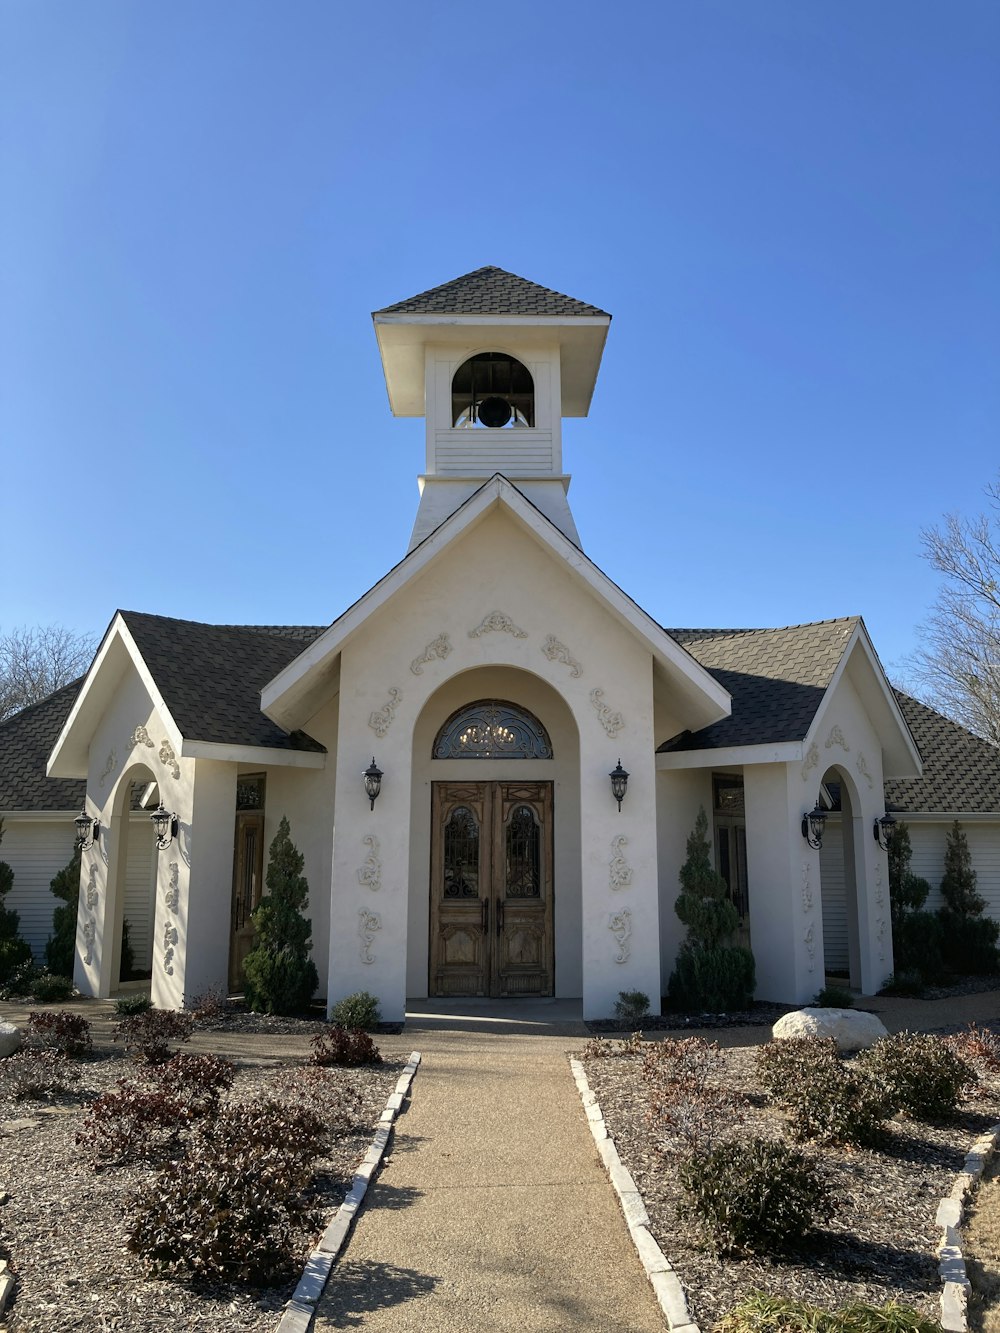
314, 1001, 666, 1332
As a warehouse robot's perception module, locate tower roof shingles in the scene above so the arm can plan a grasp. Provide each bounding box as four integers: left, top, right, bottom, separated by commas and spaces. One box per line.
374, 266, 610, 318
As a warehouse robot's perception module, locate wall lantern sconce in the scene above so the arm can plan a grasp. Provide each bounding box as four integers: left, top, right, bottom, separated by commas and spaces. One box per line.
873, 812, 897, 851
609, 759, 629, 812
801, 802, 827, 851
150, 803, 179, 850
363, 758, 383, 812
73, 809, 100, 851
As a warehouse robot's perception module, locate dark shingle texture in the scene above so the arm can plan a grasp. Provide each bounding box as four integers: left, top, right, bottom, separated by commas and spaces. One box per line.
121, 613, 327, 751
0, 680, 86, 810
659, 619, 859, 751
374, 266, 610, 318
885, 691, 1000, 814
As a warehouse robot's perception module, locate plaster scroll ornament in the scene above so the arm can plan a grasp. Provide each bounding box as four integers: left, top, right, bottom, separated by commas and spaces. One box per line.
85, 865, 99, 911
159, 741, 181, 781
357, 834, 382, 891
801, 741, 820, 783
804, 922, 816, 972
368, 688, 401, 738
825, 724, 850, 753
609, 836, 633, 890
128, 724, 155, 751
608, 909, 632, 964
877, 914, 887, 962
163, 923, 178, 976
99, 750, 116, 788
358, 908, 382, 964
541, 634, 582, 678
410, 634, 452, 676
164, 862, 180, 913
83, 920, 96, 965
468, 611, 528, 640
801, 861, 813, 914
856, 752, 875, 791
590, 688, 625, 738
872, 862, 884, 907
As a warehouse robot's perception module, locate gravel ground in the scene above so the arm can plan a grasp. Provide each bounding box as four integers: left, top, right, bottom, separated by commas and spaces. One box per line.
584, 1038, 1000, 1329
0, 1039, 400, 1333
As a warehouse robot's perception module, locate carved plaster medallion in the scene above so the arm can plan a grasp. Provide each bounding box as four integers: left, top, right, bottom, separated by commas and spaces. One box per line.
856, 752, 874, 790
85, 865, 99, 911
608, 909, 632, 964
825, 725, 850, 752
358, 908, 381, 964
163, 923, 178, 975
468, 611, 527, 640
590, 688, 625, 738
164, 862, 180, 913
804, 922, 815, 972
801, 741, 819, 782
99, 751, 116, 788
541, 634, 582, 678
801, 861, 813, 914
609, 836, 632, 889
128, 724, 155, 751
83, 920, 96, 965
159, 741, 180, 781
410, 634, 452, 676
368, 688, 401, 738
357, 834, 382, 891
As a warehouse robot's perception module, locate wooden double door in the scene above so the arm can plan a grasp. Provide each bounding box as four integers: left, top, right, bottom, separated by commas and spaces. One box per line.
430, 781, 553, 998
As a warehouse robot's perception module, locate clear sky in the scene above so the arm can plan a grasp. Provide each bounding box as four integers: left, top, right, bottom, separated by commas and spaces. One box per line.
2, 1, 998, 682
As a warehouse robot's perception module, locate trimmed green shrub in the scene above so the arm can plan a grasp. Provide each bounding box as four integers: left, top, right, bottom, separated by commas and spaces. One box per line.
329, 989, 381, 1031
668, 941, 755, 1013
115, 993, 152, 1017
31, 971, 74, 1003
937, 909, 999, 975
757, 1038, 889, 1146
940, 820, 986, 916
892, 910, 945, 981
715, 1293, 945, 1333
243, 816, 319, 1016
674, 807, 739, 947
613, 990, 650, 1023
45, 845, 81, 977
856, 1032, 976, 1120
813, 985, 854, 1008
0, 820, 33, 985
679, 1135, 832, 1254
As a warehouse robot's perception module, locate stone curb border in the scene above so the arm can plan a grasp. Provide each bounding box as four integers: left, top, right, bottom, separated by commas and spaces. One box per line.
275, 1051, 422, 1333
936, 1119, 1000, 1333
569, 1057, 700, 1333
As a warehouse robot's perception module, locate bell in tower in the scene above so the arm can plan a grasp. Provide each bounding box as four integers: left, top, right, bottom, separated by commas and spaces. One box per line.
451, 351, 535, 429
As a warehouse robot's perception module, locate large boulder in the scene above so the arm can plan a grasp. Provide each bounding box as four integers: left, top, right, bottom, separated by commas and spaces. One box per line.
0, 1023, 22, 1059
772, 1007, 888, 1052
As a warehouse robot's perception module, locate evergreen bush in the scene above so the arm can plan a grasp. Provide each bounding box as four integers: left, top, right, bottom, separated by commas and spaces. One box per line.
329, 989, 381, 1031
934, 822, 999, 975
242, 817, 319, 1015
0, 820, 33, 985
887, 821, 942, 980
45, 845, 81, 978
856, 1032, 976, 1120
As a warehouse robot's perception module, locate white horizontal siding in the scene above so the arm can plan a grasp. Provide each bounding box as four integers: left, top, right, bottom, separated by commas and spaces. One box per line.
434, 428, 554, 475
1, 819, 78, 961
123, 819, 156, 973
819, 820, 849, 971
909, 821, 1000, 923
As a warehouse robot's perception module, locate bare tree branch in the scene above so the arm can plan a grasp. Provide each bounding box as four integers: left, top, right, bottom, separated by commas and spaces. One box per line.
0, 625, 98, 723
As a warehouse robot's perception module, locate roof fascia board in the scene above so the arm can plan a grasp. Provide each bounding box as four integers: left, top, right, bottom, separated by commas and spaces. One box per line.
47, 615, 183, 779
0, 808, 80, 821
262, 476, 731, 731
180, 740, 326, 769
656, 742, 803, 771
889, 810, 1000, 823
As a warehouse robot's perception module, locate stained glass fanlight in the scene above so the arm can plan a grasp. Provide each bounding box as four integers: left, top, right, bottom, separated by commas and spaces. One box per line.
433, 700, 552, 760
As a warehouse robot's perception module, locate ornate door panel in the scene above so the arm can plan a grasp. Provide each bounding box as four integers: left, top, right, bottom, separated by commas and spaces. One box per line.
430, 781, 553, 998
229, 809, 265, 991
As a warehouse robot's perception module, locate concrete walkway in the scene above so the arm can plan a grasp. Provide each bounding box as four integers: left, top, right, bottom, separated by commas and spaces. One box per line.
314, 1000, 665, 1333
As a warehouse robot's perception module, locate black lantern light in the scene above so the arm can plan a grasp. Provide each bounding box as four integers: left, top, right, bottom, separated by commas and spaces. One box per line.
150, 803, 178, 850
73, 809, 100, 851
363, 757, 383, 812
801, 801, 827, 851
873, 811, 897, 851
609, 759, 629, 812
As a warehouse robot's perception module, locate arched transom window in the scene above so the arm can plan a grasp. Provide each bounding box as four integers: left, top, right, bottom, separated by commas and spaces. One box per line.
433, 700, 553, 759
452, 352, 534, 428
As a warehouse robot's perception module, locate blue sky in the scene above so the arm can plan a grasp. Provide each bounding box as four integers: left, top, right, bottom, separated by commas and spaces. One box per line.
2, 1, 998, 682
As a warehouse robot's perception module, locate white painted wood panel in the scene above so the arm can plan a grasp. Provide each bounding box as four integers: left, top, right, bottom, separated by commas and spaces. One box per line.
819, 819, 849, 972
434, 428, 554, 475
123, 818, 156, 972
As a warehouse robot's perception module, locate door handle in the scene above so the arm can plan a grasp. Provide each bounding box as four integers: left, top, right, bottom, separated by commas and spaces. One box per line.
482, 898, 489, 933
496, 900, 504, 936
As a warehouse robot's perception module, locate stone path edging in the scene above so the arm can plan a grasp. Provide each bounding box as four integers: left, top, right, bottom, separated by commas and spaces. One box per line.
275, 1051, 421, 1333
569, 1057, 699, 1333
937, 1119, 1000, 1333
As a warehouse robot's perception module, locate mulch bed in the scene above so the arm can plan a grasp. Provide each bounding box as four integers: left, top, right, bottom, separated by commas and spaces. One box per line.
0, 1033, 400, 1332
583, 1037, 1000, 1330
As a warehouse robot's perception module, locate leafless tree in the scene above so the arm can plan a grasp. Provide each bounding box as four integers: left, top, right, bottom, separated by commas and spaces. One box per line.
0, 625, 97, 723
911, 477, 1000, 745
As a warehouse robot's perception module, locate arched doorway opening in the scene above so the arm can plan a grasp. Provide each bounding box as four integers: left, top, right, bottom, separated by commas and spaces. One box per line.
818, 764, 864, 989
100, 764, 159, 995
408, 666, 580, 1000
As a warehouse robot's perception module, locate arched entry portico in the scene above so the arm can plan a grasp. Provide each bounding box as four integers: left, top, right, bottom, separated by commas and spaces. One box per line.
819, 763, 866, 989
407, 665, 581, 1001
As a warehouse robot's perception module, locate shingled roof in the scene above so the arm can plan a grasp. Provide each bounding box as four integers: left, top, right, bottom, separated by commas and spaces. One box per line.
659, 619, 859, 751
0, 680, 86, 811
373, 266, 610, 318
885, 691, 1000, 814
120, 612, 327, 752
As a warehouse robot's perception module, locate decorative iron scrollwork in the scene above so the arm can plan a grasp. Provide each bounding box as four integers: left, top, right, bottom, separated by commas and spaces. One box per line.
434, 700, 552, 760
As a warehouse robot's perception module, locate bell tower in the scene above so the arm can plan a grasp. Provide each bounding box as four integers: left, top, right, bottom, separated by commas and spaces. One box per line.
372, 266, 611, 551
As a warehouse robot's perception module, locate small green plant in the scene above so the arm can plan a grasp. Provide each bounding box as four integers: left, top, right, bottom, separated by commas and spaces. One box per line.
243, 817, 319, 1016
114, 1007, 194, 1064
613, 990, 650, 1023
329, 989, 381, 1031
757, 1038, 889, 1146
813, 985, 854, 1008
679, 1135, 832, 1254
27, 1009, 92, 1058
857, 1032, 976, 1120
30, 971, 74, 1003
715, 1293, 944, 1333
310, 1024, 382, 1067
115, 993, 152, 1017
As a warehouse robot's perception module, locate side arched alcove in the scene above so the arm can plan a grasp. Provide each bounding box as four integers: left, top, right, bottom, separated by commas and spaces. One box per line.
407, 664, 581, 1000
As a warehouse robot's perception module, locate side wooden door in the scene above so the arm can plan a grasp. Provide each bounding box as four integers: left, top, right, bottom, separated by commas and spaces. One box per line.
492, 782, 553, 997
229, 810, 265, 990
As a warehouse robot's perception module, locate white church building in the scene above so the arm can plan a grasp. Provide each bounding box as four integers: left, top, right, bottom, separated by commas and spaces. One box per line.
35, 267, 960, 1020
